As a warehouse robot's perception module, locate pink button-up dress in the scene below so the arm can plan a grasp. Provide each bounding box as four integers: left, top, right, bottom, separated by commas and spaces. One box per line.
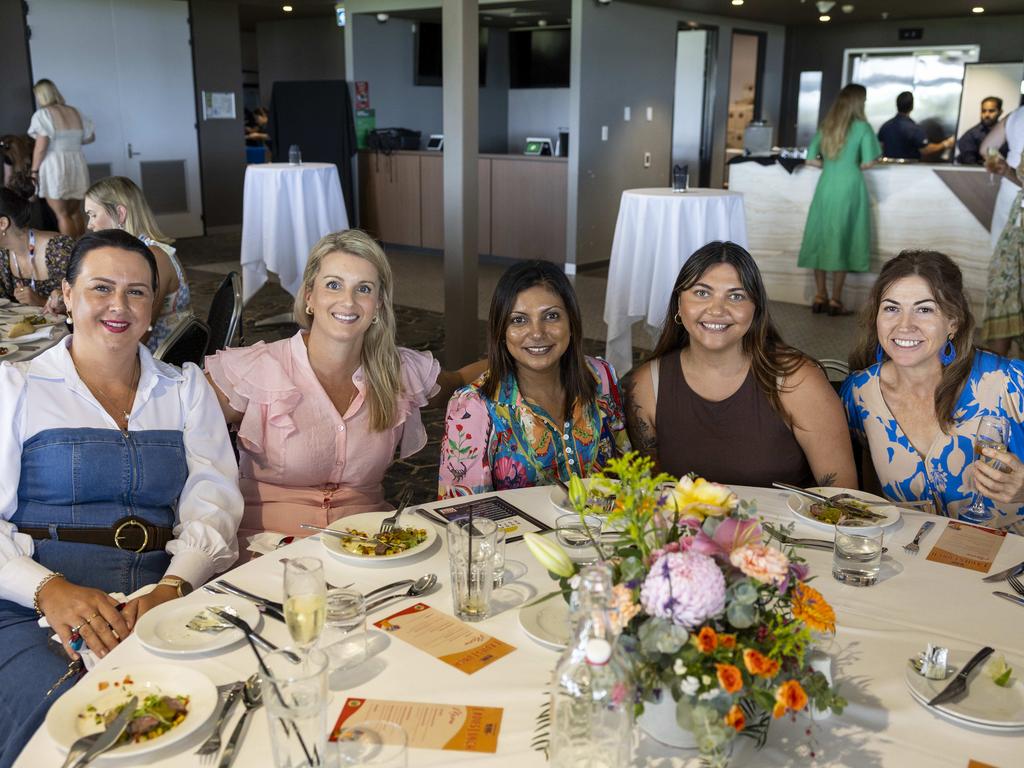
206, 332, 440, 544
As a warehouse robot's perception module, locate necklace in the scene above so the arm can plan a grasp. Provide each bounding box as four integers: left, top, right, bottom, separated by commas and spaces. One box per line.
82, 357, 141, 433
8, 230, 37, 289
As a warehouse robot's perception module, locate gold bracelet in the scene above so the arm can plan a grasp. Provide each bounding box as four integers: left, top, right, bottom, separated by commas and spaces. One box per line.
33, 571, 64, 616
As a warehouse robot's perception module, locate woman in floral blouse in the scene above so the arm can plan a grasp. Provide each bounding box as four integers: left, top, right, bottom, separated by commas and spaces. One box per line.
438, 261, 630, 497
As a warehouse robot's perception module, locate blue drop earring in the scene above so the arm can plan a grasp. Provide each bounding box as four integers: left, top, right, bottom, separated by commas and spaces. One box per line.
940, 337, 956, 366
875, 343, 885, 364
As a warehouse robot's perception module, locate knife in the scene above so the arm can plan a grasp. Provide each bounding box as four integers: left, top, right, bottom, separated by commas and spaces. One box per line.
73, 695, 138, 767
214, 580, 285, 615
299, 523, 387, 542
927, 646, 994, 707
210, 608, 301, 664
994, 591, 1024, 608
981, 560, 1024, 583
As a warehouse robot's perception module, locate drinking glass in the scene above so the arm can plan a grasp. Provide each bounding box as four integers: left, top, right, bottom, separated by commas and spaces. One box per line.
284, 557, 326, 652
492, 526, 507, 588
288, 144, 302, 165
832, 522, 883, 586
263, 648, 328, 768
556, 514, 603, 562
446, 518, 497, 622
336, 720, 408, 767
960, 415, 1011, 524
323, 588, 367, 671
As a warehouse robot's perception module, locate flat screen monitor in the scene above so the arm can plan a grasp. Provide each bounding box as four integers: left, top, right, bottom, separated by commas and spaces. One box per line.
415, 22, 488, 87
510, 28, 570, 89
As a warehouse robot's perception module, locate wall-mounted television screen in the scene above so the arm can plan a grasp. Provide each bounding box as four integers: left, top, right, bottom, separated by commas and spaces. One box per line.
510, 28, 570, 89
414, 22, 488, 86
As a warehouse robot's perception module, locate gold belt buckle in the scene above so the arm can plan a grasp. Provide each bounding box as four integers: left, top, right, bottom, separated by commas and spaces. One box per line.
114, 519, 149, 553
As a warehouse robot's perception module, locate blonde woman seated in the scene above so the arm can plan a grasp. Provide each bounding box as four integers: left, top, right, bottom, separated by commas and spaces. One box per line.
206, 230, 483, 545
85, 177, 192, 352
622, 241, 856, 489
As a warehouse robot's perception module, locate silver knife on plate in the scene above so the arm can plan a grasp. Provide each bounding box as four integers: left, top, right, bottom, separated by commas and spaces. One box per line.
981, 560, 1024, 583
72, 695, 138, 767
993, 591, 1024, 608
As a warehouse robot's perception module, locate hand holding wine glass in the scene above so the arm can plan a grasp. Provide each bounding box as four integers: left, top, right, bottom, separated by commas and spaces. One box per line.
960, 415, 1012, 524
283, 557, 326, 653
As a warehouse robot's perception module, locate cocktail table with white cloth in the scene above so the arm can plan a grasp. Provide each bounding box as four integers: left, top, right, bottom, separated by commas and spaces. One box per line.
16, 486, 1024, 767
240, 162, 349, 305
603, 188, 747, 374
0, 302, 67, 362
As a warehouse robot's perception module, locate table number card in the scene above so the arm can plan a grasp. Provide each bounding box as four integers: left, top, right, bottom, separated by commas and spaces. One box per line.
926, 521, 1007, 572
330, 698, 503, 753
373, 603, 516, 674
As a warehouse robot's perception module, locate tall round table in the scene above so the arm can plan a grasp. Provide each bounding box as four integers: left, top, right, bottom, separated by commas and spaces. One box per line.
240, 162, 349, 305
603, 188, 747, 374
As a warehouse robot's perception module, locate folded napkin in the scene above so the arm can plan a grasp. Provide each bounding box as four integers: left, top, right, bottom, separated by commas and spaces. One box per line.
246, 530, 294, 557
7, 325, 58, 343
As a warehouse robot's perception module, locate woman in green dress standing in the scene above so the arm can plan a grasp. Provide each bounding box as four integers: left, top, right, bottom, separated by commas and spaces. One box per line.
798, 83, 882, 316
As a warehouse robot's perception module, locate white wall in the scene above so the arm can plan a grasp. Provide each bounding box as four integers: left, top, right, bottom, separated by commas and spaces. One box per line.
507, 88, 570, 152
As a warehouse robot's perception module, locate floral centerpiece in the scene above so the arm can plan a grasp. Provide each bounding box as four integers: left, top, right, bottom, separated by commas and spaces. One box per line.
526, 453, 846, 767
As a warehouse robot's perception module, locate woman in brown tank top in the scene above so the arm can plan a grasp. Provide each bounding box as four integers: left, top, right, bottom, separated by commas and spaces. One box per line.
621, 241, 856, 489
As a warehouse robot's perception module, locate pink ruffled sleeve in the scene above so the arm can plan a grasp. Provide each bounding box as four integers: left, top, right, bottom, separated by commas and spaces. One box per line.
205, 342, 303, 454
395, 347, 441, 459
437, 387, 493, 498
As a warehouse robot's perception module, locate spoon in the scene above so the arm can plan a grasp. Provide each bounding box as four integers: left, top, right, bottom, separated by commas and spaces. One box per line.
365, 573, 437, 613
218, 674, 265, 768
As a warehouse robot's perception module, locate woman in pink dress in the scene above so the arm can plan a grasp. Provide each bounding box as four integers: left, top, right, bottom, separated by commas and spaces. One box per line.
206, 229, 482, 548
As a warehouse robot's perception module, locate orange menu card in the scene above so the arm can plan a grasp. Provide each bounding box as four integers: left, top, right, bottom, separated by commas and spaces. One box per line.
373, 603, 516, 674
926, 521, 1007, 573
330, 698, 503, 753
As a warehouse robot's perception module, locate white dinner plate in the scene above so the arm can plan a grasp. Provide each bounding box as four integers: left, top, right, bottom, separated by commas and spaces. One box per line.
518, 596, 571, 650
46, 664, 218, 758
134, 596, 259, 656
320, 511, 437, 565
0, 342, 19, 360
787, 486, 901, 531
5, 305, 45, 316
547, 477, 619, 516
905, 648, 1024, 730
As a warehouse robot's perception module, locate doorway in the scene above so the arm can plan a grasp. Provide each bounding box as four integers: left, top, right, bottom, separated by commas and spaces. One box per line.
671, 25, 717, 188
724, 30, 765, 172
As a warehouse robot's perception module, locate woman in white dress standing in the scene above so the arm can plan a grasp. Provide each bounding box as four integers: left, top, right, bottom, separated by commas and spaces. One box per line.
27, 79, 93, 237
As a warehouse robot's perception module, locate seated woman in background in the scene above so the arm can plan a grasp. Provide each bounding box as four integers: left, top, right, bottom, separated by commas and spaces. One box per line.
84, 176, 192, 352
206, 229, 483, 546
0, 187, 72, 311
438, 260, 629, 498
842, 250, 1024, 534
622, 241, 855, 489
0, 230, 242, 764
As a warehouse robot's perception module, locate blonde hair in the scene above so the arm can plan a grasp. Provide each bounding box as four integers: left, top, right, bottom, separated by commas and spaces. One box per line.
33, 79, 65, 107
294, 230, 402, 432
86, 176, 173, 245
819, 83, 867, 160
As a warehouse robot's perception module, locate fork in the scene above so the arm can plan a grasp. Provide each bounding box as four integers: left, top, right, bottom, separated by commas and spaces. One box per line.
278, 557, 351, 591
903, 520, 935, 555
378, 488, 413, 534
1008, 572, 1024, 597
195, 679, 248, 761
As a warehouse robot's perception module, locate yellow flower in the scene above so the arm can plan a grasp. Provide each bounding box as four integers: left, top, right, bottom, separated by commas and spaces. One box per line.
668, 476, 738, 520
523, 532, 575, 578
791, 582, 836, 634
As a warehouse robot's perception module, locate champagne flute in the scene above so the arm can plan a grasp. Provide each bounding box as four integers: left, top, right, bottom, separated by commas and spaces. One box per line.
960, 415, 1011, 524
284, 557, 327, 653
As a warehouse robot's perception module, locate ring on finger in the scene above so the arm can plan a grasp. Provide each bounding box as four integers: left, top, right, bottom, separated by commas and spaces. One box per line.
84, 612, 100, 624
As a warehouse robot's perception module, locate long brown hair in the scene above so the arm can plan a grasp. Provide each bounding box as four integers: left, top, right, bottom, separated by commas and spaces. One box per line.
820, 83, 867, 160
849, 250, 975, 430
484, 260, 596, 407
648, 241, 807, 423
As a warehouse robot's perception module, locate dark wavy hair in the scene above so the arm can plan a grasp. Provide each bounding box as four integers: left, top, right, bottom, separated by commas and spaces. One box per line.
67, 229, 159, 291
849, 250, 975, 430
483, 260, 597, 407
648, 241, 808, 423
0, 187, 31, 229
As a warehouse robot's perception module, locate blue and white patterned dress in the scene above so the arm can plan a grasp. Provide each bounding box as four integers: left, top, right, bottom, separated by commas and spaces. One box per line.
841, 350, 1024, 534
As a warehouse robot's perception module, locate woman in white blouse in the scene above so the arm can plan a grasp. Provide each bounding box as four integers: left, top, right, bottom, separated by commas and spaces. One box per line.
0, 229, 242, 764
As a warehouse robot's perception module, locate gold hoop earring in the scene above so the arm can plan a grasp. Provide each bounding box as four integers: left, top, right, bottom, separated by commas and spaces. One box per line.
305, 306, 314, 315
371, 315, 379, 325
673, 312, 683, 326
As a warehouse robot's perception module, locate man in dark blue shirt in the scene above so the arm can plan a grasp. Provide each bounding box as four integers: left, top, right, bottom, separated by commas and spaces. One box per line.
877, 91, 953, 160
956, 96, 1005, 164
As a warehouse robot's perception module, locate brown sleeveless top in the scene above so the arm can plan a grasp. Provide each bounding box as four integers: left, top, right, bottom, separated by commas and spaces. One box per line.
655, 354, 814, 488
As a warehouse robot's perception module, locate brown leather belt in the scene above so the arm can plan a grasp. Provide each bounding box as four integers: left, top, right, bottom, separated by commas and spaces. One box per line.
19, 516, 173, 553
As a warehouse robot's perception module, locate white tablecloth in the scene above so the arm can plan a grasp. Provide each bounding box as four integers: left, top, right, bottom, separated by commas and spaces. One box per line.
240, 163, 349, 304
603, 188, 747, 374
0, 305, 67, 362
17, 486, 1024, 767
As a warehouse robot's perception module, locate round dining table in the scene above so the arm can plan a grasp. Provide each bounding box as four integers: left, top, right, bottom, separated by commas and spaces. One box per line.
240, 162, 349, 305
603, 188, 747, 375
16, 485, 1024, 766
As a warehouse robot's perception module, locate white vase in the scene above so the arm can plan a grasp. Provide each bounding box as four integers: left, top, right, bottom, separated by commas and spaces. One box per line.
637, 693, 698, 749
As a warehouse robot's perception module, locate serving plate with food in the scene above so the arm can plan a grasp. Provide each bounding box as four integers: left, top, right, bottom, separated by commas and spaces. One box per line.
320, 511, 436, 564
785, 486, 901, 531
46, 665, 217, 758
0, 343, 19, 360
548, 477, 619, 516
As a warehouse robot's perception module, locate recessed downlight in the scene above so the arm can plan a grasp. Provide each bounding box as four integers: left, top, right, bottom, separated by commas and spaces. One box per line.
731, 0, 744, 6
971, 6, 985, 13
282, 4, 293, 11
819, 14, 831, 21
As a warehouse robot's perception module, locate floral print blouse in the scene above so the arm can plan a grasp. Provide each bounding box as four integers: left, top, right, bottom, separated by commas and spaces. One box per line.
841, 350, 1024, 534
438, 356, 630, 498
0, 232, 73, 302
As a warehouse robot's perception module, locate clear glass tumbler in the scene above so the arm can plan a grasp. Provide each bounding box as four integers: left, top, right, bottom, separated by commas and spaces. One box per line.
263, 647, 328, 768
323, 588, 367, 671
832, 523, 883, 586
336, 719, 407, 767
446, 518, 497, 622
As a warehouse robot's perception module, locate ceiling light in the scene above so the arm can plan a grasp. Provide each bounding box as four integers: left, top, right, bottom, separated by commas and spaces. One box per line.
731, 0, 744, 5
972, 6, 985, 12
816, 1, 835, 12
282, 4, 293, 11
376, 12, 388, 22
538, 19, 548, 26
819, 14, 831, 21
841, 4, 854, 12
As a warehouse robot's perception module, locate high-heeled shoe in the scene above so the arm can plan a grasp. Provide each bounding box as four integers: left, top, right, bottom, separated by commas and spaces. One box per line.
811, 295, 828, 314
827, 299, 853, 317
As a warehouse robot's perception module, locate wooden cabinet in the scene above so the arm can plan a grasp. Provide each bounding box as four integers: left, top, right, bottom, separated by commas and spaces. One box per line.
358, 152, 421, 247
419, 155, 491, 253
489, 157, 567, 263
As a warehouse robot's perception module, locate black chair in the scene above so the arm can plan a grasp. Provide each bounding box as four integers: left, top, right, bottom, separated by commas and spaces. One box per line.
154, 316, 211, 368
819, 358, 850, 394
205, 271, 243, 355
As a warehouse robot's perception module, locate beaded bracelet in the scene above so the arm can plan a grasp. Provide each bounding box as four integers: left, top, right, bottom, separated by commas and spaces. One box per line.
33, 571, 64, 616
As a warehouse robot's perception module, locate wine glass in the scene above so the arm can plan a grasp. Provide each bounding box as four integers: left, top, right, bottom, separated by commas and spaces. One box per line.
960, 415, 1011, 524
283, 557, 326, 653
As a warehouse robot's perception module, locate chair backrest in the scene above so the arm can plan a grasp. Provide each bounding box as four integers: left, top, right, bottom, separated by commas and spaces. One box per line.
154, 316, 211, 369
819, 358, 850, 389
205, 271, 243, 355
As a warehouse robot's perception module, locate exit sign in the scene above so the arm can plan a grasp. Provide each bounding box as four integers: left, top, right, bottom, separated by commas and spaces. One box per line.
899, 28, 923, 40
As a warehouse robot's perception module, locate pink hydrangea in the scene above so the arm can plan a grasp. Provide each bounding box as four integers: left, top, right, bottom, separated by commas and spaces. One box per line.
729, 544, 790, 586
640, 551, 726, 629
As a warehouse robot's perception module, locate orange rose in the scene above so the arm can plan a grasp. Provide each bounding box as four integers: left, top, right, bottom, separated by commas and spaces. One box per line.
724, 704, 746, 732
772, 701, 787, 719
741, 648, 779, 678
775, 680, 809, 714
696, 626, 718, 653
719, 633, 736, 650
716, 663, 743, 694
